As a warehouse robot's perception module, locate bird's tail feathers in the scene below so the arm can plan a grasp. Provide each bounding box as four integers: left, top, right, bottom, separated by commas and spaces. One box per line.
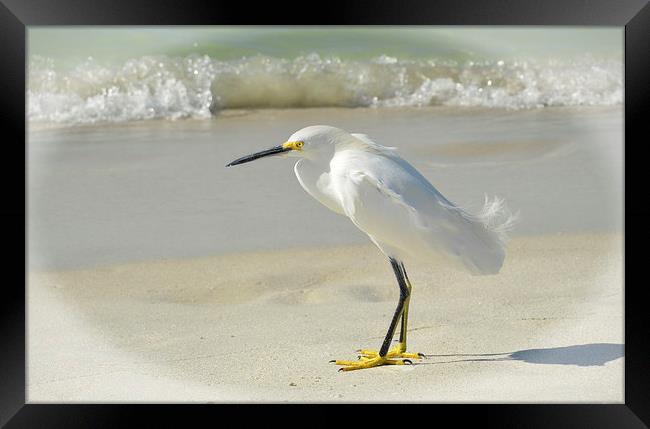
474, 194, 519, 245
441, 194, 519, 246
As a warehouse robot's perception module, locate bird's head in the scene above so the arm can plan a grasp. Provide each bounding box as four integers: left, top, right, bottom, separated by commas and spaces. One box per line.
226, 125, 347, 167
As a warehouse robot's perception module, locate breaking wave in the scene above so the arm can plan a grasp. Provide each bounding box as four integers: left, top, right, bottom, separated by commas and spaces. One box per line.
28, 53, 622, 124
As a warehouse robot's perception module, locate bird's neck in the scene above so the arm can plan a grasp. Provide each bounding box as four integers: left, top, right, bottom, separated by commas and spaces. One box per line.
303, 142, 337, 163
294, 155, 344, 216
295, 152, 331, 176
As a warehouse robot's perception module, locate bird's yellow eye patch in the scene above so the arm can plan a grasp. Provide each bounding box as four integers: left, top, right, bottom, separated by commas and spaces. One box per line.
283, 141, 304, 150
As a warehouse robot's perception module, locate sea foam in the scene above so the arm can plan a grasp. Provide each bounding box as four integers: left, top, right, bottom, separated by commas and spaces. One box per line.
28, 53, 622, 124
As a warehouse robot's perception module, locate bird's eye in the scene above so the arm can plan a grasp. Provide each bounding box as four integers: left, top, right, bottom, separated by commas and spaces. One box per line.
296, 141, 304, 148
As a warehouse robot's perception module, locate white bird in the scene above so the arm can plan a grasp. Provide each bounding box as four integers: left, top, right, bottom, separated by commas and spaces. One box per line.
227, 125, 516, 371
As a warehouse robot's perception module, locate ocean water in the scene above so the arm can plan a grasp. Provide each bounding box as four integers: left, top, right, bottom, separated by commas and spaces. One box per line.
28, 27, 623, 125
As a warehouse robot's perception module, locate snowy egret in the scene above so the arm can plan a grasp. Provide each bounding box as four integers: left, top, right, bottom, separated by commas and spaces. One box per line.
227, 125, 516, 371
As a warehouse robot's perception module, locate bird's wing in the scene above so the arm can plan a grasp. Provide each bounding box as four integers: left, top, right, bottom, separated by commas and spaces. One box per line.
336, 160, 446, 251
332, 150, 507, 274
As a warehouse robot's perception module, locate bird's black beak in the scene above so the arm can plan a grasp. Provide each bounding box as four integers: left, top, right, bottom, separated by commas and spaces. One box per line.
226, 145, 291, 167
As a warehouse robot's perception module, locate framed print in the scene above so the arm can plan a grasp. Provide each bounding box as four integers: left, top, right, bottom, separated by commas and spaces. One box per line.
2, 0, 649, 426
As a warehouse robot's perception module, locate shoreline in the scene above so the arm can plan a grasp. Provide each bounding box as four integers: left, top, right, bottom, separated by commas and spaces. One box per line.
26, 229, 619, 274
27, 104, 622, 132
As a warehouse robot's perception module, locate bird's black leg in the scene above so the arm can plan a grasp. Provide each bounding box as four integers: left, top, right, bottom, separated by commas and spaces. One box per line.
333, 257, 423, 370
398, 262, 412, 344
378, 258, 410, 357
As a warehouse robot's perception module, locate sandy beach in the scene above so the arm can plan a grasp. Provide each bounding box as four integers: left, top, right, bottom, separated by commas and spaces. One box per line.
28, 233, 623, 402
26, 106, 623, 402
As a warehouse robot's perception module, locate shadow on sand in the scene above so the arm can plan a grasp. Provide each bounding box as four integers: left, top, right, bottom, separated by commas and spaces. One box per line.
419, 343, 624, 367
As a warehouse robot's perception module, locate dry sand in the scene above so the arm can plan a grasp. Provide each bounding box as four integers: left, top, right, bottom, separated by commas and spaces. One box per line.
28, 232, 623, 402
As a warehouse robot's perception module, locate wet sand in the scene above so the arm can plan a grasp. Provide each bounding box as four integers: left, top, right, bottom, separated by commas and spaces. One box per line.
28, 106, 622, 270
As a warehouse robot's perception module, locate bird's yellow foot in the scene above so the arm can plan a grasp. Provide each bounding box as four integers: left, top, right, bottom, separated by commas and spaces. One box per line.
357, 344, 425, 360
330, 355, 408, 372
330, 344, 424, 371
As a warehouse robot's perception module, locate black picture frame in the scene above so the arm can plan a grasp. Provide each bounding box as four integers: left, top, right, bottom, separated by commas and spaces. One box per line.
3, 0, 648, 426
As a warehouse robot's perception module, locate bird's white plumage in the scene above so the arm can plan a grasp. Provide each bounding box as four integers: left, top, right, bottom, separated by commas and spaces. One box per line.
290, 125, 516, 275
